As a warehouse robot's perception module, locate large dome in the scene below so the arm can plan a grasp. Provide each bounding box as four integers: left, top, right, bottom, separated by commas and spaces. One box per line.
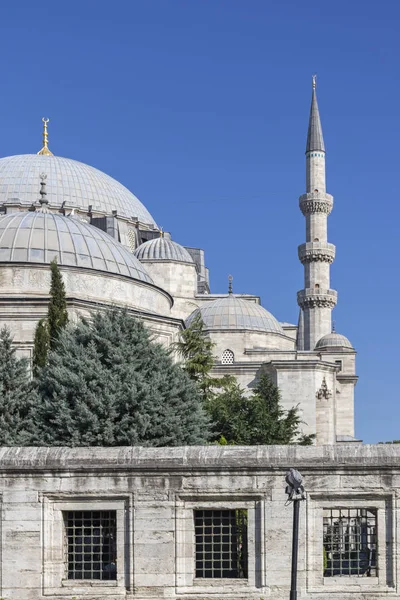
134, 237, 194, 263
0, 211, 153, 283
186, 295, 284, 334
0, 155, 157, 226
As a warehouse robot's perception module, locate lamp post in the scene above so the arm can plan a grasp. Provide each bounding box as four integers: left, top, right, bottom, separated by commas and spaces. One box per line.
285, 468, 306, 600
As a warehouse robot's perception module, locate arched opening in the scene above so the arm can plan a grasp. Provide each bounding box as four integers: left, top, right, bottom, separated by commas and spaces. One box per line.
221, 349, 234, 365
315, 283, 320, 289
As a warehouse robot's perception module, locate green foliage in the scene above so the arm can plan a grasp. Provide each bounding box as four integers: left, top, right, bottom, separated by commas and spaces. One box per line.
206, 374, 315, 445
0, 326, 35, 445
173, 312, 216, 400
32, 319, 50, 376
48, 259, 68, 347
31, 308, 210, 447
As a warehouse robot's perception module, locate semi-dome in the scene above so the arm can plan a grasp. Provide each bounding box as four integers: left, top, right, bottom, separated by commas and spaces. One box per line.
134, 237, 194, 263
0, 155, 157, 226
315, 332, 353, 350
186, 295, 284, 334
0, 211, 153, 283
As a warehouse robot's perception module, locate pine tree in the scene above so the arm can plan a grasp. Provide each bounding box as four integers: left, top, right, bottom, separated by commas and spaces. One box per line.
207, 374, 315, 445
48, 259, 68, 347
0, 327, 35, 445
32, 319, 50, 376
31, 308, 210, 447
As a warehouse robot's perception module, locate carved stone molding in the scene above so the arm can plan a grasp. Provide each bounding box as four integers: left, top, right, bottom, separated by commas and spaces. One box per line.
316, 377, 332, 400
299, 192, 334, 216
298, 243, 336, 265
297, 288, 338, 309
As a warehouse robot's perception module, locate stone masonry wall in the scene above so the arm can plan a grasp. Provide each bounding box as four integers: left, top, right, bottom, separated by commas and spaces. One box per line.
0, 446, 398, 600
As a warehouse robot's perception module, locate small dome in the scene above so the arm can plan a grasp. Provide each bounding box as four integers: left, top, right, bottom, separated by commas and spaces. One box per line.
0, 155, 157, 226
186, 295, 284, 334
315, 332, 353, 350
0, 211, 153, 283
134, 237, 194, 264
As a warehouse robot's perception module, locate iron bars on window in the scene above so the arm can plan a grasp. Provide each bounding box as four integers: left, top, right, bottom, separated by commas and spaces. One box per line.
194, 509, 248, 579
323, 507, 377, 577
65, 510, 117, 580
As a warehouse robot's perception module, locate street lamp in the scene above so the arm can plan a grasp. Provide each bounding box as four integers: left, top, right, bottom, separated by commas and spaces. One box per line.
285, 468, 306, 600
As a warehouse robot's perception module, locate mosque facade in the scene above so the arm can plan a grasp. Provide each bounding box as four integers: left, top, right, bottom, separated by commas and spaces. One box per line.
0, 80, 357, 445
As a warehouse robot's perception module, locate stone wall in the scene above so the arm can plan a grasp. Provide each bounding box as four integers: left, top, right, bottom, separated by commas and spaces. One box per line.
0, 264, 182, 354
0, 445, 398, 600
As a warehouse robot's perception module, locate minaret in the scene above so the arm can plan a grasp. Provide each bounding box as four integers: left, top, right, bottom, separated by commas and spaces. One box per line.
297, 76, 337, 350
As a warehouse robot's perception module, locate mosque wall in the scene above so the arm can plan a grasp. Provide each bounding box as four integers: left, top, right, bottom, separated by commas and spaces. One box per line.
335, 379, 356, 439
0, 264, 182, 353
0, 445, 396, 600
208, 330, 295, 364
0, 265, 172, 316
139, 261, 199, 320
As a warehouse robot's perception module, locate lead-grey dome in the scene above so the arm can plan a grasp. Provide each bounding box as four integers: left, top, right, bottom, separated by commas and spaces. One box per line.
0, 155, 157, 225
186, 295, 284, 334
0, 211, 153, 283
315, 332, 353, 350
134, 237, 194, 263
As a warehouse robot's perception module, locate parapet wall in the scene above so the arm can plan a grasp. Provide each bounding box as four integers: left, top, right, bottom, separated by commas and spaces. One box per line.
0, 445, 398, 600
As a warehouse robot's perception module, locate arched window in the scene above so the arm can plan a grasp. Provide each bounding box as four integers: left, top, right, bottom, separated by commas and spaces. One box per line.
221, 349, 234, 365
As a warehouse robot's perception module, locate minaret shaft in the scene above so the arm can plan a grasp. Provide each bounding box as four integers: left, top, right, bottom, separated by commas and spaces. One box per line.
306, 154, 326, 193
297, 78, 337, 351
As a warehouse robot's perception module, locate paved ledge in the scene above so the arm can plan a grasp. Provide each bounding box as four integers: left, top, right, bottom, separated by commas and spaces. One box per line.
0, 445, 399, 472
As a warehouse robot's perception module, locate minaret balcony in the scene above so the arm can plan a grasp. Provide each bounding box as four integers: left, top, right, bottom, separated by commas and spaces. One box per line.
297, 288, 338, 309
298, 242, 336, 264
299, 192, 333, 215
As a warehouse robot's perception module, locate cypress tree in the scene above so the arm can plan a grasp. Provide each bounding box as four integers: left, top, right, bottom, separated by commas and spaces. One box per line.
31, 308, 210, 447
48, 258, 68, 347
32, 319, 50, 376
173, 312, 218, 401
0, 326, 35, 445
207, 374, 315, 445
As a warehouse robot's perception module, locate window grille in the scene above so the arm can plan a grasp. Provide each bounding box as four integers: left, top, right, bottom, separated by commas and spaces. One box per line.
323, 508, 377, 577
194, 509, 248, 579
65, 511, 117, 580
127, 228, 136, 251
221, 349, 234, 365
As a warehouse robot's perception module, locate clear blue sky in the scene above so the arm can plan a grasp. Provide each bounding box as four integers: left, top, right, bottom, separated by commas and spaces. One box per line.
0, 0, 398, 443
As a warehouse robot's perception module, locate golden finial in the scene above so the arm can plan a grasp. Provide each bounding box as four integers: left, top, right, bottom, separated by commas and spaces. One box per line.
159, 227, 164, 238
37, 117, 54, 156
312, 74, 317, 90
228, 274, 233, 295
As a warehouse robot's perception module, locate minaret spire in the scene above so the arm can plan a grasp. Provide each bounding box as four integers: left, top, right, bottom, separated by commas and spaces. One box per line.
297, 77, 337, 350
306, 75, 325, 154
37, 118, 54, 156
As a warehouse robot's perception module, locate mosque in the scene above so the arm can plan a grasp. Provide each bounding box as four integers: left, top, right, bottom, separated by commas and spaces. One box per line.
0, 78, 358, 445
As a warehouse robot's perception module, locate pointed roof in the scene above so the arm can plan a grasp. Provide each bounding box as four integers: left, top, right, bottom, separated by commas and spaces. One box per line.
306, 75, 325, 153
